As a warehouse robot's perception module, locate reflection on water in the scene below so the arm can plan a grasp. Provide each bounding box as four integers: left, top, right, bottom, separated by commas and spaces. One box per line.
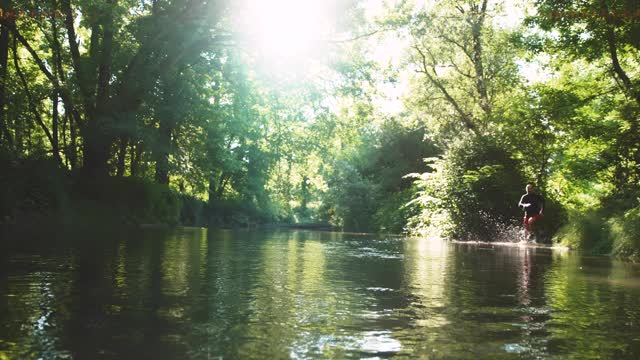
1, 228, 640, 359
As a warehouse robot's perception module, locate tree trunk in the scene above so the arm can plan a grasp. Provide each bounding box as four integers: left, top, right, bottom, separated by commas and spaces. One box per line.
68, 113, 77, 170
52, 91, 61, 165
13, 37, 60, 165
49, 2, 82, 169
154, 118, 171, 184
414, 46, 479, 134
82, 123, 112, 177
60, 0, 110, 177
600, 0, 640, 107
116, 137, 127, 177
61, 111, 68, 168
471, 0, 491, 119
96, 0, 116, 108
300, 175, 309, 212
216, 174, 229, 200
0, 1, 13, 148
50, 0, 62, 166
130, 141, 143, 177
207, 172, 229, 207
60, 0, 94, 118
81, 0, 119, 178
207, 179, 216, 207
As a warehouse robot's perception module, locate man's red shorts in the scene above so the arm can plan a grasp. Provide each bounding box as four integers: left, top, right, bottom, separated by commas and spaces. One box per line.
523, 213, 544, 232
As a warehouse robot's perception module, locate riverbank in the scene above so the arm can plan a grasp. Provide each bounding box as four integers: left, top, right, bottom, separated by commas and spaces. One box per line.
0, 157, 272, 229
2, 156, 637, 262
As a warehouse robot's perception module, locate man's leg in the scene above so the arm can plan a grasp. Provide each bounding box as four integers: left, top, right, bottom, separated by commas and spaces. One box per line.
526, 215, 542, 242
522, 216, 531, 242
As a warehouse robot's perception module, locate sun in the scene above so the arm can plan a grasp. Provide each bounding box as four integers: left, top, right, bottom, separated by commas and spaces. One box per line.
234, 0, 333, 62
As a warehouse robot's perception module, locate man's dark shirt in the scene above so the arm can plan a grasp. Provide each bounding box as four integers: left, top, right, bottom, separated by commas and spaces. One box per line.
519, 193, 544, 216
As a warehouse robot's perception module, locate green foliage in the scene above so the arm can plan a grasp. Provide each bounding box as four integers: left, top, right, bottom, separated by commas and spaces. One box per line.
408, 136, 527, 240
325, 160, 378, 232
179, 194, 206, 227
0, 152, 198, 226
72, 177, 183, 225
529, 0, 640, 59
1, 0, 639, 263
322, 120, 439, 233
0, 152, 68, 223
554, 191, 640, 259
207, 197, 278, 228
555, 210, 613, 255
372, 187, 417, 234
445, 137, 526, 240
609, 205, 640, 261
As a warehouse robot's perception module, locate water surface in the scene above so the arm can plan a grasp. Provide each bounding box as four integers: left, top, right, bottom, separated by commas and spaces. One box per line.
1, 228, 639, 359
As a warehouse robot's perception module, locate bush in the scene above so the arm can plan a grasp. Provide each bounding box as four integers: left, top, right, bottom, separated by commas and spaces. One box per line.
609, 205, 640, 261
554, 210, 612, 254
324, 161, 378, 232
373, 188, 416, 234
72, 176, 182, 225
0, 151, 205, 227
180, 194, 206, 226
0, 153, 69, 224
412, 136, 528, 240
207, 197, 275, 228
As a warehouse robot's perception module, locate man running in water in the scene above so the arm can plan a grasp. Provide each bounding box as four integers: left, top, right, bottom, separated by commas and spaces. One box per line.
518, 183, 544, 241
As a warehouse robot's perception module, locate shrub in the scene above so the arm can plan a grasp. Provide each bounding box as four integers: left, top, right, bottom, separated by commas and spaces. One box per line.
554, 210, 612, 255
609, 205, 640, 261
408, 136, 528, 241
207, 197, 275, 228
0, 153, 69, 223
373, 188, 416, 234
71, 176, 182, 225
180, 194, 206, 226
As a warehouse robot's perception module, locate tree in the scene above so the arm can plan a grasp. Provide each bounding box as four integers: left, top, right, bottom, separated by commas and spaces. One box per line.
529, 0, 640, 192
1, 0, 230, 177
408, 0, 520, 138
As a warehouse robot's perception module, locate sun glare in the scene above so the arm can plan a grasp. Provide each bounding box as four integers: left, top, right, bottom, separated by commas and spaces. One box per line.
235, 0, 333, 63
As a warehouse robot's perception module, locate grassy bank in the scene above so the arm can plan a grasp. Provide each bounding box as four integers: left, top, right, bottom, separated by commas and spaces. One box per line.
554, 204, 640, 262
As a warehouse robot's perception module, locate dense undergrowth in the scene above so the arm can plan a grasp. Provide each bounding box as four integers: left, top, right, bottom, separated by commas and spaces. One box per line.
554, 195, 640, 261
0, 154, 273, 228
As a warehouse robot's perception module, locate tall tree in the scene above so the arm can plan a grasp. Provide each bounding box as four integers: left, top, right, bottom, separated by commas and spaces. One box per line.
531, 0, 640, 107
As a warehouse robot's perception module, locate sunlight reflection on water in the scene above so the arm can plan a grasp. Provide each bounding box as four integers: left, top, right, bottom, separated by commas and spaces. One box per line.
1, 228, 639, 359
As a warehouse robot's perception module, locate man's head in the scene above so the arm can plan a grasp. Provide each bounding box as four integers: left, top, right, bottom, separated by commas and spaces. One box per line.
526, 183, 535, 194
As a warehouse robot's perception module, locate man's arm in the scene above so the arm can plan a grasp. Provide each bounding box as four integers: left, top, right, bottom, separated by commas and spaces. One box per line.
518, 195, 529, 209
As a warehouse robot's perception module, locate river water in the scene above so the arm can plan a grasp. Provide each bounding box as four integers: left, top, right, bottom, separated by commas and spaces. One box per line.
1, 228, 639, 359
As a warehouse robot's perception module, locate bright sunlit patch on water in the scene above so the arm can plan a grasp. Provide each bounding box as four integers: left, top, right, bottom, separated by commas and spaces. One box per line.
347, 247, 403, 259
366, 287, 395, 292
452, 240, 569, 251
359, 331, 402, 353
503, 343, 529, 353
290, 331, 401, 358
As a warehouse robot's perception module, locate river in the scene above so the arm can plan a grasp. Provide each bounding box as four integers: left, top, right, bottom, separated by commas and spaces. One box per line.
1, 228, 639, 359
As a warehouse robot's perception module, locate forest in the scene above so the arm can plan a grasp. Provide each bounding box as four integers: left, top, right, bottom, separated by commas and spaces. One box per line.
0, 0, 638, 260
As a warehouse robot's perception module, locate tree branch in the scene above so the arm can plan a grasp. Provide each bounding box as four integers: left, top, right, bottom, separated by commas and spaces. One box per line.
13, 37, 56, 152
438, 33, 473, 62
8, 22, 84, 131
329, 27, 397, 43
471, 0, 491, 118
600, 0, 640, 107
414, 45, 478, 134
60, 0, 94, 116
